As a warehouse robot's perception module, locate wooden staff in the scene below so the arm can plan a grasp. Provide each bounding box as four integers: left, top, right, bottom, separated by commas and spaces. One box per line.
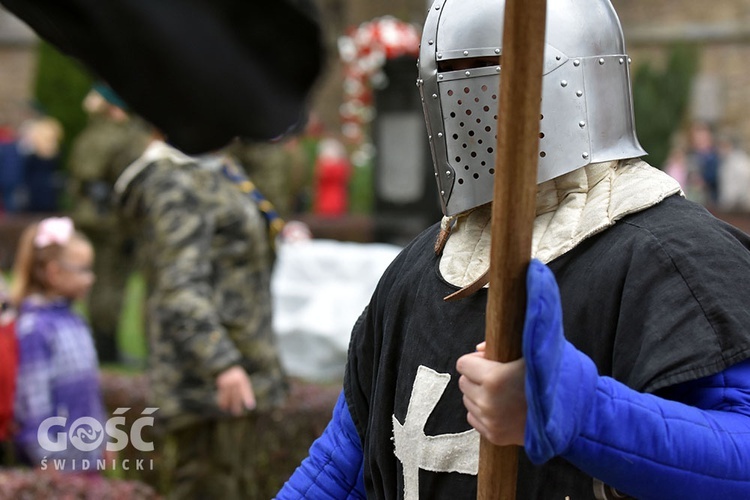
477, 0, 548, 499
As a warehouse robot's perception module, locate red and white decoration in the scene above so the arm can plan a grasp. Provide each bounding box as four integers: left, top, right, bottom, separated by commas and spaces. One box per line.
338, 16, 421, 165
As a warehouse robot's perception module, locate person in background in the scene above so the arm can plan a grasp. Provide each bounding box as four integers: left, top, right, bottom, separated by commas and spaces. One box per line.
227, 136, 308, 220
664, 134, 708, 205
21, 117, 65, 213
312, 137, 351, 217
0, 275, 17, 466
67, 83, 150, 363
0, 116, 63, 214
114, 125, 288, 499
0, 125, 26, 214
686, 120, 721, 206
10, 216, 105, 473
716, 132, 750, 212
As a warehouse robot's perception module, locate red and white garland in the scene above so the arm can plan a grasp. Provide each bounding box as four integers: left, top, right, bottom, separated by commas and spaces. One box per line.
338, 16, 421, 165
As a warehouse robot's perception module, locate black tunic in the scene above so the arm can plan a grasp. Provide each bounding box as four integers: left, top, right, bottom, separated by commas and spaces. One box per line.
345, 195, 750, 499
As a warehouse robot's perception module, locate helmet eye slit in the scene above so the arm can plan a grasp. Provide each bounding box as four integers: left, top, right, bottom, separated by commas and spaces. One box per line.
437, 56, 501, 73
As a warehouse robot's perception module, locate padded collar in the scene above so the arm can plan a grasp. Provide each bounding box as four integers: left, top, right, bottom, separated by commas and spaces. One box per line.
439, 160, 682, 287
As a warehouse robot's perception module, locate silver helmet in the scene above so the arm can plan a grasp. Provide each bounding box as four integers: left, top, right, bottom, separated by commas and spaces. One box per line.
418, 0, 647, 216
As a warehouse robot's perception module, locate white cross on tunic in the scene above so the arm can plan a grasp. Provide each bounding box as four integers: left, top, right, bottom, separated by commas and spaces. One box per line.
392, 365, 480, 499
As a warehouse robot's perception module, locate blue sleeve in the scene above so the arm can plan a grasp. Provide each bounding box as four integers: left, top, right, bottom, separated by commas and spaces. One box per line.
523, 259, 750, 499
276, 391, 366, 499
561, 361, 750, 499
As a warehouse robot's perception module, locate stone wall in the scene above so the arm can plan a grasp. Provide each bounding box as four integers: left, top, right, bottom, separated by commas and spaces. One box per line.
0, 8, 37, 130
614, 0, 750, 154
0, 47, 37, 129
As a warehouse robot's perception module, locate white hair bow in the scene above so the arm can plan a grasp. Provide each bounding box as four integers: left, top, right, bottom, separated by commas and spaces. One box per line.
34, 217, 74, 248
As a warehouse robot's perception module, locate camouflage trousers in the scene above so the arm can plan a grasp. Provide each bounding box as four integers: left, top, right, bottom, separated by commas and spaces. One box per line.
165, 415, 267, 500
86, 233, 133, 363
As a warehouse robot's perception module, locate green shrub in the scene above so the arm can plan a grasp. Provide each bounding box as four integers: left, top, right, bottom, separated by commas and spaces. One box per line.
632, 44, 699, 169
32, 41, 93, 168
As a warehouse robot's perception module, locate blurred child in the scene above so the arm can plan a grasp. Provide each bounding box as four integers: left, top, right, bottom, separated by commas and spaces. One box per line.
0, 275, 17, 464
10, 216, 105, 473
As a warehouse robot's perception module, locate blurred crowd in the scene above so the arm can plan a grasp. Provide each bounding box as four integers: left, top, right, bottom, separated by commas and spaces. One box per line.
0, 115, 64, 214
664, 121, 750, 212
0, 98, 354, 221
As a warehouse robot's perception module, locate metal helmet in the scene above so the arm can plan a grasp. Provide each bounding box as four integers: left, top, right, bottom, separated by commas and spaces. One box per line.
418, 0, 647, 216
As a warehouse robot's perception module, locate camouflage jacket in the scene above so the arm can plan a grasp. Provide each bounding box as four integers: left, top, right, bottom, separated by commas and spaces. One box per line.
114, 141, 287, 430
68, 116, 150, 232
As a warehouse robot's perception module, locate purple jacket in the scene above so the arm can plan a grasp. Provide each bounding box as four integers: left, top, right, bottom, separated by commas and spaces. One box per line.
14, 297, 106, 470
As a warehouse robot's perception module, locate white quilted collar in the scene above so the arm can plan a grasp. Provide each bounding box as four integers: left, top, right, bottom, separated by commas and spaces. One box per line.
439, 160, 683, 288
114, 140, 226, 196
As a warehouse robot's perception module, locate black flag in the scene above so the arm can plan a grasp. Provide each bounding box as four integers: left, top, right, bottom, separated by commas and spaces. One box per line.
1, 0, 325, 153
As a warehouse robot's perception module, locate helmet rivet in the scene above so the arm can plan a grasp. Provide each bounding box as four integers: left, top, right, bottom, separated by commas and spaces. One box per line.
576, 90, 583, 97
429, 40, 434, 45
599, 58, 605, 65
438, 74, 444, 80
619, 58, 624, 64
494, 48, 501, 54
579, 121, 586, 128
429, 135, 433, 141
435, 4, 441, 10
437, 53, 443, 59
446, 171, 452, 176
495, 66, 501, 73
465, 71, 471, 77
628, 57, 632, 64
556, 55, 562, 61
582, 152, 590, 159
438, 132, 444, 138
432, 94, 438, 99
561, 80, 568, 88
463, 50, 469, 56
574, 59, 581, 67
441, 190, 445, 195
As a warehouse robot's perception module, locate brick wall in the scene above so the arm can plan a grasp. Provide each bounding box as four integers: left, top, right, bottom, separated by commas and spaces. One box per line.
0, 8, 37, 130
0, 47, 37, 129
615, 0, 750, 25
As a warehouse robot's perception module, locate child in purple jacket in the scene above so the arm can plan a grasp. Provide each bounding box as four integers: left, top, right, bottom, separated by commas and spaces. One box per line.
10, 216, 105, 473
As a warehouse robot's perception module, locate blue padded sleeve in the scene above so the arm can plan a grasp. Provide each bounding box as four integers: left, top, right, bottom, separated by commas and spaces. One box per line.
563, 362, 750, 499
276, 391, 366, 499
523, 259, 750, 499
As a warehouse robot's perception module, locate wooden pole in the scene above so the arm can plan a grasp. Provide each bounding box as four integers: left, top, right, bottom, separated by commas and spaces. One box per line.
476, 0, 547, 499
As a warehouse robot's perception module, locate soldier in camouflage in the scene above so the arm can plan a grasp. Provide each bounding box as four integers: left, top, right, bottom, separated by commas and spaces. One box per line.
67, 85, 150, 363
114, 134, 288, 499
227, 136, 309, 218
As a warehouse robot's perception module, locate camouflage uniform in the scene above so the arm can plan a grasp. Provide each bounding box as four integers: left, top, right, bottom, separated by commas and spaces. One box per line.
228, 137, 309, 218
114, 141, 288, 498
67, 115, 150, 362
